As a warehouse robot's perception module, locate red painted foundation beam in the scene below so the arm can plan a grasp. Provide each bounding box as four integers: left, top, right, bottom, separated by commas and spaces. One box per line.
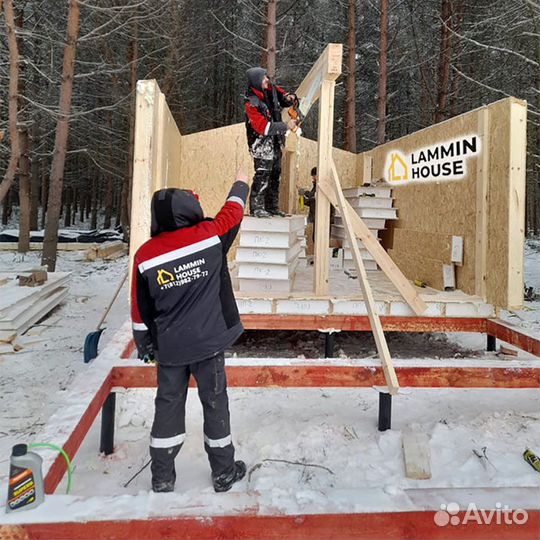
486, 319, 540, 357
240, 315, 488, 333
112, 364, 540, 390
11, 510, 540, 540
44, 372, 113, 495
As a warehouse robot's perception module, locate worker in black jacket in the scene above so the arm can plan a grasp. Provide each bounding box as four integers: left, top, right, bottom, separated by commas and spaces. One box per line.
131, 172, 249, 493
244, 67, 297, 217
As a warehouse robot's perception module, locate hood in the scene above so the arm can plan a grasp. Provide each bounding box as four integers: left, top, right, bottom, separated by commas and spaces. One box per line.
246, 67, 267, 92
150, 188, 204, 237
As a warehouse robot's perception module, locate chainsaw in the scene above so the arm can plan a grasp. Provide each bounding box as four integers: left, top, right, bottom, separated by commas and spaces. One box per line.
287, 94, 304, 135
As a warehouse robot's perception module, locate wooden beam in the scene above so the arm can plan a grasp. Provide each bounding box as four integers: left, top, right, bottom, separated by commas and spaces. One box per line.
238, 315, 488, 333
317, 175, 428, 316
475, 107, 489, 298
327, 161, 399, 394
11, 509, 540, 540
10, 508, 540, 540
313, 79, 335, 296
486, 318, 540, 357
44, 372, 113, 494
295, 43, 342, 115
129, 80, 159, 290
112, 363, 540, 391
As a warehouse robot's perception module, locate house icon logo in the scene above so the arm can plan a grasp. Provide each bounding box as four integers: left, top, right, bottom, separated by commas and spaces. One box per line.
388, 152, 408, 182
157, 268, 175, 286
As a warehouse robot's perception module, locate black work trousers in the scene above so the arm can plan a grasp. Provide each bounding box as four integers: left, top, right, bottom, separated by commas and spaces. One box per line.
149, 353, 235, 485
249, 149, 282, 214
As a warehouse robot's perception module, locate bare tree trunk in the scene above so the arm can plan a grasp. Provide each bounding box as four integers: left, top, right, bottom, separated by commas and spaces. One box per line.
2, 189, 11, 225
121, 17, 138, 242
18, 130, 31, 252
40, 172, 48, 229
103, 111, 114, 229
376, 0, 388, 145
29, 123, 40, 231
0, 0, 20, 204
261, 0, 277, 78
16, 6, 30, 252
434, 0, 454, 123
79, 189, 85, 223
344, 0, 357, 152
64, 186, 72, 227
91, 177, 98, 229
42, 0, 80, 271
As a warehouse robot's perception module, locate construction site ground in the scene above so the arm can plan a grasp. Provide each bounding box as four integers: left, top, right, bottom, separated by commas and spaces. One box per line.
0, 240, 538, 509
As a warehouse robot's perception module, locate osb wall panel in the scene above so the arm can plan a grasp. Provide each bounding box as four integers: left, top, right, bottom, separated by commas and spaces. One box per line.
367, 107, 479, 297
175, 124, 357, 216
294, 137, 358, 192
485, 99, 527, 309
174, 123, 253, 217
359, 97, 526, 308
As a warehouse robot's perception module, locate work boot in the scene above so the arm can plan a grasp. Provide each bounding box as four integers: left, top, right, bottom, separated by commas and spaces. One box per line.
265, 186, 285, 217
152, 479, 175, 493
267, 208, 286, 217
212, 460, 247, 493
252, 208, 271, 218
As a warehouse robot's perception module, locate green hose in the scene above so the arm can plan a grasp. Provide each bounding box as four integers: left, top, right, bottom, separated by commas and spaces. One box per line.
28, 443, 73, 494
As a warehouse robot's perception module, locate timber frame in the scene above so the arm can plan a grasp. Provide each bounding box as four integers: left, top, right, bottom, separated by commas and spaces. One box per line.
1, 321, 539, 540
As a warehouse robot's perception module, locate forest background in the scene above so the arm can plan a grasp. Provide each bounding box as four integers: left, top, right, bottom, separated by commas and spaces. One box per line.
0, 0, 538, 270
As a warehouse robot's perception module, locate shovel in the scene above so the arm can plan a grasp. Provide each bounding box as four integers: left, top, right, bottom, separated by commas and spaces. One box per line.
83, 271, 128, 363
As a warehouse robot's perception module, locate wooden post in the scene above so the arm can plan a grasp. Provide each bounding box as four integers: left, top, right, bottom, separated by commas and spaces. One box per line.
475, 108, 489, 299
314, 79, 335, 295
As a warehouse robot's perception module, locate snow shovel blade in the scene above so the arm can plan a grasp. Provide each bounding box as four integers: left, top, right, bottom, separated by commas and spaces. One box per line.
84, 328, 105, 363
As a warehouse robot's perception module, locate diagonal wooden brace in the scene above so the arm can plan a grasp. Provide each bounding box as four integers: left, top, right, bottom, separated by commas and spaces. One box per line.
318, 165, 427, 316
319, 161, 399, 394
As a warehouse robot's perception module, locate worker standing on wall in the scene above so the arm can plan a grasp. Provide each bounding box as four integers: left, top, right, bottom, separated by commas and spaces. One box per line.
244, 67, 297, 218
130, 172, 249, 493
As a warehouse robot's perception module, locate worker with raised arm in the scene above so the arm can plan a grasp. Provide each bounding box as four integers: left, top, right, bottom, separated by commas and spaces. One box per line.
244, 67, 297, 218
130, 172, 249, 493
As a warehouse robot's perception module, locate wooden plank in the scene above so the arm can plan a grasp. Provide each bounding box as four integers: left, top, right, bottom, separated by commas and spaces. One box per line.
318, 176, 428, 316
402, 432, 432, 480
362, 153, 373, 184
313, 79, 336, 296
475, 108, 489, 298
0, 242, 104, 252
328, 161, 399, 394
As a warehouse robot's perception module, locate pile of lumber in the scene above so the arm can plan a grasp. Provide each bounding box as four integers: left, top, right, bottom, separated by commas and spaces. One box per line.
331, 186, 397, 271
0, 271, 71, 343
85, 240, 127, 261
236, 216, 305, 294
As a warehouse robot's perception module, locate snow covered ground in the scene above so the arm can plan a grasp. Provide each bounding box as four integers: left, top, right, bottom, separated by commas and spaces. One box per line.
0, 239, 538, 507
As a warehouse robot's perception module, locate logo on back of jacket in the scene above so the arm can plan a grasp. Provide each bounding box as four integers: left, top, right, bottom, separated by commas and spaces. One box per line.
156, 258, 209, 290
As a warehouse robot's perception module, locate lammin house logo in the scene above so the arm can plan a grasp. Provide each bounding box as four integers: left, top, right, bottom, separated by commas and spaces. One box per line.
384, 135, 480, 185
387, 152, 408, 182
434, 502, 528, 527
157, 268, 175, 286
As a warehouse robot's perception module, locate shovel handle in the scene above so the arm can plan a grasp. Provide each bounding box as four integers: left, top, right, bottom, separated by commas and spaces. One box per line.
97, 271, 128, 330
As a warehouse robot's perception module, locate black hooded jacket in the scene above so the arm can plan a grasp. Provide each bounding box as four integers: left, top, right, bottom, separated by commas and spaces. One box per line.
131, 181, 249, 366
244, 67, 291, 148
